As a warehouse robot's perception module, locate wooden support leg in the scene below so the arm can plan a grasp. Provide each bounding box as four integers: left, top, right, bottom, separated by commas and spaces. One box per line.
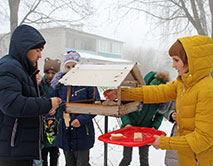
104, 116, 108, 166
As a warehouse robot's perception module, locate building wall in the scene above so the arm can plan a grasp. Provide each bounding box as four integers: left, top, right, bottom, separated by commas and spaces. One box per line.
39, 28, 66, 74
65, 30, 97, 52
0, 27, 124, 75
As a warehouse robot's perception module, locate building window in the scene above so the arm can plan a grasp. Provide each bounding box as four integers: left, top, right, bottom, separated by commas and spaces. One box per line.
112, 42, 121, 54
99, 40, 111, 53
66, 38, 96, 52
99, 40, 121, 55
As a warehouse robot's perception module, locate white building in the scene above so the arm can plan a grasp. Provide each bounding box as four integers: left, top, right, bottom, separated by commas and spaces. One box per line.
0, 26, 125, 73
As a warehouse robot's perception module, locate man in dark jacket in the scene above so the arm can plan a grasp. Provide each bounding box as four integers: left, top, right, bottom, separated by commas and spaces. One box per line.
0, 24, 61, 166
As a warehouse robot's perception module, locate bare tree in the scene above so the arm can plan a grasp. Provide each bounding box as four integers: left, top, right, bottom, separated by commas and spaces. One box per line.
1, 0, 95, 33
116, 0, 213, 38
9, 0, 20, 33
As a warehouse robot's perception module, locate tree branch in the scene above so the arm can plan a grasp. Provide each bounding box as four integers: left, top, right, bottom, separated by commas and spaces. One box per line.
209, 0, 213, 37
19, 0, 42, 25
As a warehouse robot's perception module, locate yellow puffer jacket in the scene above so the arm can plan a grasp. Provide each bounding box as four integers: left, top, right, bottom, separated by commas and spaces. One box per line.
120, 35, 213, 166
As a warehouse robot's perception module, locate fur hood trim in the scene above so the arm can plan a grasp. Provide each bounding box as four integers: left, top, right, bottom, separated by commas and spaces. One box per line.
155, 72, 170, 83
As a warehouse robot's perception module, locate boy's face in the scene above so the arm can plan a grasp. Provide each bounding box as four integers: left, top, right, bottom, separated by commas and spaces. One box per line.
26, 48, 43, 66
65, 62, 76, 73
45, 69, 57, 83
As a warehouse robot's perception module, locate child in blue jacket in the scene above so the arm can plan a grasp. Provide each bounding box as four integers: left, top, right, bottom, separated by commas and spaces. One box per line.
50, 51, 100, 166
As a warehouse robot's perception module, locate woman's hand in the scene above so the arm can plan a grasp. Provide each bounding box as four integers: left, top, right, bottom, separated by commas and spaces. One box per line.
150, 135, 160, 149
125, 124, 132, 128
103, 89, 118, 101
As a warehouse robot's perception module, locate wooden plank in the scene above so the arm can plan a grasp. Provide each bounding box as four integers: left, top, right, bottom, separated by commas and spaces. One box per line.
66, 86, 71, 102
66, 103, 120, 117
93, 87, 96, 100
63, 113, 70, 128
131, 63, 145, 86
119, 102, 140, 116
117, 86, 121, 106
64, 85, 71, 127
122, 80, 141, 87
65, 102, 140, 117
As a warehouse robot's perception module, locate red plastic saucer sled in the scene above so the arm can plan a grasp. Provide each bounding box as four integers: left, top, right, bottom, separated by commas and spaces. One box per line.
98, 127, 166, 147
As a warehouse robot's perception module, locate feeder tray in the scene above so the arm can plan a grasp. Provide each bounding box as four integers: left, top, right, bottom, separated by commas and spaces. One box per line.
59, 63, 145, 117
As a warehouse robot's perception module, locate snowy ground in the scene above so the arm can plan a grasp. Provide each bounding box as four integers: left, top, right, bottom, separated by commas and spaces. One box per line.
58, 116, 173, 166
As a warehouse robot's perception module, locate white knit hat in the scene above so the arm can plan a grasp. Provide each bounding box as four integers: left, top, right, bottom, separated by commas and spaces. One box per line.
64, 50, 80, 65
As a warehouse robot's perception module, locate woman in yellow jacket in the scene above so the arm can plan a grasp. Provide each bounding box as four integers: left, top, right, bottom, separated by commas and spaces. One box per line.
104, 35, 213, 166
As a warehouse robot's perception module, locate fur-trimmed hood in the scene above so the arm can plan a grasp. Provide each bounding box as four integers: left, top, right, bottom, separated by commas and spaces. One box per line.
144, 71, 169, 85
155, 71, 170, 83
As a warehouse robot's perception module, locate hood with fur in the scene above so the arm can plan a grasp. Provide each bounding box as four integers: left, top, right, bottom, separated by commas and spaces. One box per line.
144, 71, 169, 85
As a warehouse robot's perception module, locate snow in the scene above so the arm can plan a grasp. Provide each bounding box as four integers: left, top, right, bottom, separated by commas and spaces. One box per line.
58, 117, 173, 166
78, 52, 131, 63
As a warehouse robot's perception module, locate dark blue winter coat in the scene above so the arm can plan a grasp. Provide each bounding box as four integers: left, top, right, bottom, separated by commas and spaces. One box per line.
0, 25, 52, 160
50, 72, 100, 151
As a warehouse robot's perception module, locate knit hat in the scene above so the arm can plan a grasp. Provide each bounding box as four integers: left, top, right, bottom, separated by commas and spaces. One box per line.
44, 58, 61, 73
64, 50, 80, 65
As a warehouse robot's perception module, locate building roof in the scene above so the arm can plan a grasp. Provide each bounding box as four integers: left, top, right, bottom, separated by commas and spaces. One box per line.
78, 52, 130, 63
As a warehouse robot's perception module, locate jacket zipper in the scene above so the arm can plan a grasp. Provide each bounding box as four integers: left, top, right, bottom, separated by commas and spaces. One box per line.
194, 153, 199, 165
11, 118, 18, 147
179, 81, 186, 135
86, 124, 89, 135
140, 104, 151, 126
37, 80, 42, 159
74, 88, 86, 96
181, 79, 198, 165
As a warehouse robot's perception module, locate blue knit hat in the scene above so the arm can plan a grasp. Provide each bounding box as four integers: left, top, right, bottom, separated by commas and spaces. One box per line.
64, 50, 80, 65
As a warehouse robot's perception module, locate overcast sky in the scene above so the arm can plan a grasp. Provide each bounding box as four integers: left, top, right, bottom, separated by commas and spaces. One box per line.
0, 0, 177, 51
84, 0, 170, 49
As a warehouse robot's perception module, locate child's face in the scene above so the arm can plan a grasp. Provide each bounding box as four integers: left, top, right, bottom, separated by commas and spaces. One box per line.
65, 62, 76, 73
45, 69, 56, 83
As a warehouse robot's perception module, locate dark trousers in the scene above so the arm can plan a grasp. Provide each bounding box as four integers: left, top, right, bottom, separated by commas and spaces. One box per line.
63, 150, 91, 166
41, 147, 59, 166
0, 160, 33, 166
119, 146, 149, 166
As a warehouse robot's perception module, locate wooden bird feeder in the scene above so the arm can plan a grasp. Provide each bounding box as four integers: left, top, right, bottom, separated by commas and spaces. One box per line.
59, 62, 145, 117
